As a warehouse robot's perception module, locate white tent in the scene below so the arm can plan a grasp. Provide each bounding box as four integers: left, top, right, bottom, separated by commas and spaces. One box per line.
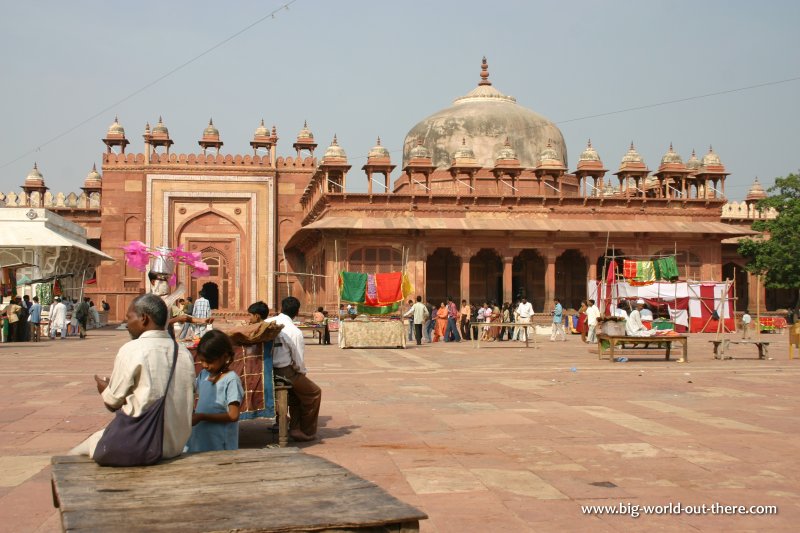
588, 280, 735, 332
0, 208, 112, 298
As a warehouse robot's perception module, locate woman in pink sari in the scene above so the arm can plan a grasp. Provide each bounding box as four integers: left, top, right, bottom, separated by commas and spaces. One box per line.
433, 302, 448, 342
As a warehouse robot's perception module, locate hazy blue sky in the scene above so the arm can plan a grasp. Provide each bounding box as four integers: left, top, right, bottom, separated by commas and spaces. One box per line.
1, 0, 798, 199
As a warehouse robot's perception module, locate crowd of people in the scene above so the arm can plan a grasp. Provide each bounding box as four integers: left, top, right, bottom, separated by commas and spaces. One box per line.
0, 294, 109, 342
400, 295, 591, 344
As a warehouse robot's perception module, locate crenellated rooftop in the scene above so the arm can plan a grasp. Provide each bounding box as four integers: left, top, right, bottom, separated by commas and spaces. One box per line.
0, 189, 101, 211
101, 151, 316, 169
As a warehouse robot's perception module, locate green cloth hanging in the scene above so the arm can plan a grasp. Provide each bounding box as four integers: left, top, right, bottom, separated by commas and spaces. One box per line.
635, 261, 656, 283
654, 257, 680, 280
356, 302, 401, 315
339, 271, 367, 303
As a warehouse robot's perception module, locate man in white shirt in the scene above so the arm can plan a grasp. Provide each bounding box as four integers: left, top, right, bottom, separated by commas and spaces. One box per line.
48, 297, 68, 340
741, 309, 752, 339
70, 294, 195, 460
267, 296, 322, 442
515, 298, 534, 342
192, 291, 211, 336
585, 299, 601, 343
626, 299, 655, 337
404, 295, 430, 345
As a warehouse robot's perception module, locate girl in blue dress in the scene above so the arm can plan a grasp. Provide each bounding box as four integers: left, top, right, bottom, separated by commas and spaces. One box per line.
187, 330, 244, 453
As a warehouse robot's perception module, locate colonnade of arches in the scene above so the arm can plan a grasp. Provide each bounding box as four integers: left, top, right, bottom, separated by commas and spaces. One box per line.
424, 247, 589, 312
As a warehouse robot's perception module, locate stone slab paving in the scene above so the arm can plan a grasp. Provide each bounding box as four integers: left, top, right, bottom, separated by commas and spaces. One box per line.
1, 328, 798, 532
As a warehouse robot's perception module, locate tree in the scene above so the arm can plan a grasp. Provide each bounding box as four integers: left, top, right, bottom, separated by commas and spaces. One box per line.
738, 172, 800, 306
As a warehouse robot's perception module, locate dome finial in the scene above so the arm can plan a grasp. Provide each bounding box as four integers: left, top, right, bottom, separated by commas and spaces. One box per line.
271, 124, 277, 136
376, 136, 381, 146
332, 134, 338, 145
669, 142, 674, 152
92, 163, 97, 171
209, 118, 213, 126
587, 138, 592, 148
504, 137, 511, 146
630, 141, 635, 150
479, 56, 491, 86
304, 119, 308, 128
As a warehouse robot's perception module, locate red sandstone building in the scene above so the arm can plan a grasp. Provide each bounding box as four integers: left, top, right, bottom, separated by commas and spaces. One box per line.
2, 59, 790, 320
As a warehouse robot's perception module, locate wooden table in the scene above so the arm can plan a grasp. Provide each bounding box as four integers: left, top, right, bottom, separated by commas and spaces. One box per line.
297, 324, 325, 344
597, 334, 688, 362
709, 339, 770, 360
51, 448, 427, 532
471, 322, 538, 349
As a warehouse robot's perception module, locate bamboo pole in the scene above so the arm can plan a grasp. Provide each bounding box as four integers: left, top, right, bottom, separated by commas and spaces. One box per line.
756, 274, 761, 338
599, 232, 610, 315
281, 246, 291, 298
335, 239, 341, 319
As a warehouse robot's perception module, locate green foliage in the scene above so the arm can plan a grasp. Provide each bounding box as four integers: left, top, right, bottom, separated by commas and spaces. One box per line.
738, 173, 800, 289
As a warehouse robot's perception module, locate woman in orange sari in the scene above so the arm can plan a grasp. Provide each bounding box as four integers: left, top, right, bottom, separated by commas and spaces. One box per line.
433, 302, 448, 342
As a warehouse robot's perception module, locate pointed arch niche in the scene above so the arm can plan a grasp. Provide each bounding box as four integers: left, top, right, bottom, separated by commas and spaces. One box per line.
146, 174, 275, 309
178, 210, 243, 310
426, 248, 460, 305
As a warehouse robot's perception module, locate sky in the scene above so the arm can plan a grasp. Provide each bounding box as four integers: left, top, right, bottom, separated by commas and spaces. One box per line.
1, 0, 798, 200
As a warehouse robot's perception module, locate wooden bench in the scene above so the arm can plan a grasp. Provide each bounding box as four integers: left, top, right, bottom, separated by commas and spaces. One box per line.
298, 324, 326, 344
471, 322, 538, 349
709, 339, 770, 360
51, 448, 427, 532
597, 334, 688, 362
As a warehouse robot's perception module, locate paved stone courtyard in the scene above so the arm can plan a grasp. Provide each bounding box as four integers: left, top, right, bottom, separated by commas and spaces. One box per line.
1, 328, 798, 532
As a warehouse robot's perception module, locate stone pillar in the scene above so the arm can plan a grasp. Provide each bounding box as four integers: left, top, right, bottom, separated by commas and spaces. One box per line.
747, 272, 767, 314
366, 171, 373, 195
414, 239, 425, 299
588, 250, 598, 282
502, 253, 513, 304
544, 249, 557, 306
460, 248, 472, 303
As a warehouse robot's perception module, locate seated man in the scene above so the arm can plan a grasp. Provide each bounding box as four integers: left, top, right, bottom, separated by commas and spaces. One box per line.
70, 294, 195, 460
267, 297, 322, 442
626, 299, 656, 337
639, 306, 654, 324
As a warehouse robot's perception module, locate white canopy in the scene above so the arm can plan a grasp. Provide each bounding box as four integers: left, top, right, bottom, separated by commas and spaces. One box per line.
0, 208, 111, 268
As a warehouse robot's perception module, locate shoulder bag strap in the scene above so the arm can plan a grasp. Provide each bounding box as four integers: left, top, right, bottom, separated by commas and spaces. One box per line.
164, 341, 179, 398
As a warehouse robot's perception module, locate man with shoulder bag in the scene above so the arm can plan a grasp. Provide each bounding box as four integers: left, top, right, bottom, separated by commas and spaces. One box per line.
70, 294, 195, 466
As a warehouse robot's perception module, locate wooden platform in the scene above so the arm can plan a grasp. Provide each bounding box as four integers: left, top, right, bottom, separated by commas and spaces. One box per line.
709, 339, 770, 360
51, 448, 426, 532
597, 334, 688, 362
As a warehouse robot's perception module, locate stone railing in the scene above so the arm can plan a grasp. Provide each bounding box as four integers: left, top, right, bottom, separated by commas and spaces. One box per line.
721, 200, 777, 220
0, 190, 101, 210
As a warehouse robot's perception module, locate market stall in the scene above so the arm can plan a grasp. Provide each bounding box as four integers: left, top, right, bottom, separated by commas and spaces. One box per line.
337, 269, 411, 349
0, 209, 111, 314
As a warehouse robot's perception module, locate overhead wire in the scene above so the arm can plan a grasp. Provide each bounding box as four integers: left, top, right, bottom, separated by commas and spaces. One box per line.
0, 0, 298, 171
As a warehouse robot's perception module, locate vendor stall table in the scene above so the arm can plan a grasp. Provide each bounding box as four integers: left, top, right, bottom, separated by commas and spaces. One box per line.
339, 319, 406, 348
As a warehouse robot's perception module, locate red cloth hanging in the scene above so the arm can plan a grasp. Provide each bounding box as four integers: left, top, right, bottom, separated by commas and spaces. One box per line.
375, 272, 403, 304
623, 260, 638, 279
